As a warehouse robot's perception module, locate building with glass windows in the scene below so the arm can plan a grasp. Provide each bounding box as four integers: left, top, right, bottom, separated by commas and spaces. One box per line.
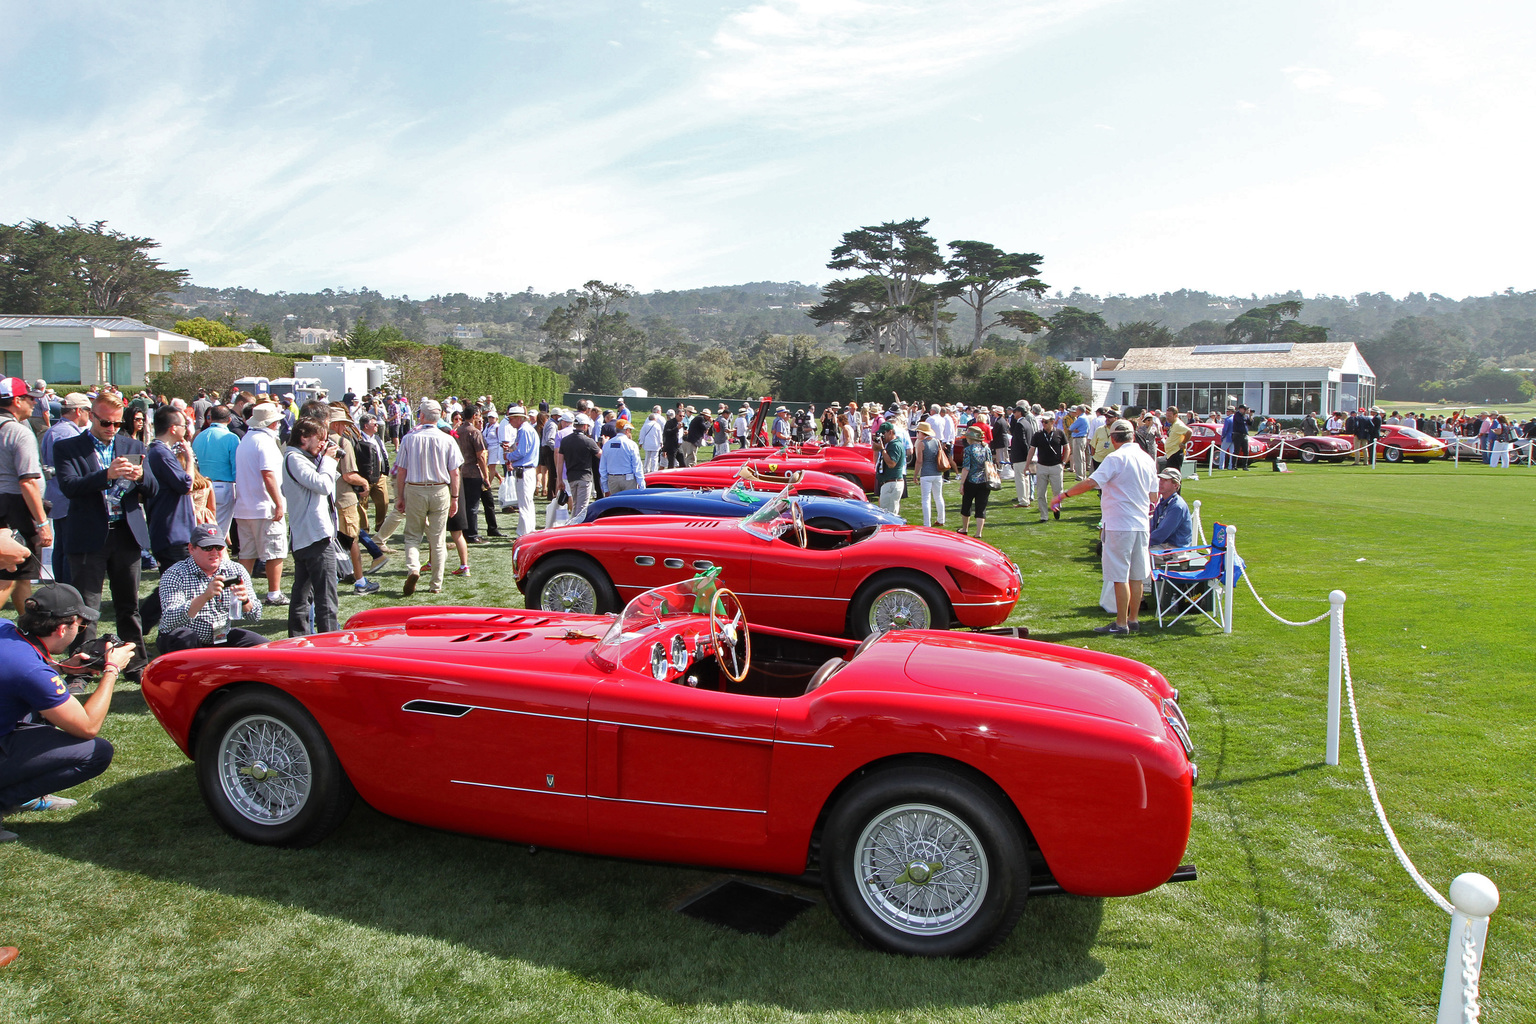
0, 316, 206, 390
1094, 342, 1377, 420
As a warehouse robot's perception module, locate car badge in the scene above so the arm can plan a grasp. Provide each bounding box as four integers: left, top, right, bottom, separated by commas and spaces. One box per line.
546, 774, 555, 788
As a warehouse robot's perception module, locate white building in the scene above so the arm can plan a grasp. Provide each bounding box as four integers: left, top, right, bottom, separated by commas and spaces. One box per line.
1095, 342, 1377, 419
0, 315, 206, 389
292, 327, 339, 349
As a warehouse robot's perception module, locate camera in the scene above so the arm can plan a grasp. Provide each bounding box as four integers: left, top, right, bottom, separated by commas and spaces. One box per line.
74, 634, 126, 671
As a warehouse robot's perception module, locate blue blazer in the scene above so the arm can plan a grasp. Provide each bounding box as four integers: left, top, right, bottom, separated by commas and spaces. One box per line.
55, 431, 155, 553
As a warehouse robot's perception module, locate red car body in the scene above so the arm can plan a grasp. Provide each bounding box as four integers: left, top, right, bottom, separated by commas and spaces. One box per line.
710, 442, 880, 493
644, 464, 867, 501
140, 579, 1195, 956
513, 508, 1021, 638
1177, 423, 1274, 464
1254, 432, 1355, 463
1374, 424, 1448, 462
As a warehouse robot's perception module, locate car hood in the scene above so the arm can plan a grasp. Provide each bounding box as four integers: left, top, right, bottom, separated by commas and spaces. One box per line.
894, 632, 1169, 731
285, 610, 614, 666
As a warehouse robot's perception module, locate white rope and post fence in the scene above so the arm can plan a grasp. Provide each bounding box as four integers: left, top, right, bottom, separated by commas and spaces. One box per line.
1238, 569, 1501, 1021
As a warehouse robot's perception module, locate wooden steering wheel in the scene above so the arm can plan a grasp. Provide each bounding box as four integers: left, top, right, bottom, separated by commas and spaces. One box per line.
709, 588, 752, 683
789, 500, 807, 548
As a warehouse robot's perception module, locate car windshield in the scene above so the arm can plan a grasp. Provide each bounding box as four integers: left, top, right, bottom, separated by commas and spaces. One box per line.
1396, 427, 1432, 441
591, 573, 722, 672
737, 486, 796, 540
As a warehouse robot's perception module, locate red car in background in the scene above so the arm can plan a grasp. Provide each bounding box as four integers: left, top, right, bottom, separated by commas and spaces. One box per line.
513, 493, 1021, 638
644, 464, 867, 501
1176, 423, 1274, 465
1375, 424, 1448, 462
710, 442, 879, 493
1254, 432, 1355, 463
140, 577, 1196, 957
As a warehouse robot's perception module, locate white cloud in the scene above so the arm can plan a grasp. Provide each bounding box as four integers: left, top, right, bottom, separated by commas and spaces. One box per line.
1284, 66, 1334, 91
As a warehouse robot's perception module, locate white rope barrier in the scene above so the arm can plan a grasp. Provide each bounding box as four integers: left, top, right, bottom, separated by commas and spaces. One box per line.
1230, 575, 1501, 1019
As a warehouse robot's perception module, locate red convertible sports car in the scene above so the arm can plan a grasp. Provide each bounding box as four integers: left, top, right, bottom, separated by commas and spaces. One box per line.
1254, 432, 1355, 463
1177, 423, 1274, 465
140, 577, 1197, 957
645, 464, 867, 501
513, 493, 1021, 638
711, 441, 880, 493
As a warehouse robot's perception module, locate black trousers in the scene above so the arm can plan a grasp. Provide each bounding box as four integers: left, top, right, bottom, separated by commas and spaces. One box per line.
477, 478, 500, 535
51, 515, 71, 585
156, 625, 267, 655
68, 522, 145, 657
289, 538, 339, 637
0, 723, 113, 809
462, 477, 490, 539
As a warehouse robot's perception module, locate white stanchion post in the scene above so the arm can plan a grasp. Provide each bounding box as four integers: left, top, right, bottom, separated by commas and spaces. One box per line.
1326, 589, 1345, 766
1437, 873, 1499, 1024
1222, 524, 1236, 634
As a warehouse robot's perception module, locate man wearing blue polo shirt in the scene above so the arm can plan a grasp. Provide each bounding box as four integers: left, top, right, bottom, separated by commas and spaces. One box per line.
1069, 405, 1092, 480
192, 404, 241, 547
504, 405, 540, 538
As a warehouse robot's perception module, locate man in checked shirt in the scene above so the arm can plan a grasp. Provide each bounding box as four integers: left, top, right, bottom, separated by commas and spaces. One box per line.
154, 523, 266, 654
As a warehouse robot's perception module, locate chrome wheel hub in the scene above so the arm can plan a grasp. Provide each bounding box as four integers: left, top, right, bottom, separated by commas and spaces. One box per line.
543, 573, 597, 614
855, 802, 988, 935
869, 588, 931, 632
219, 715, 312, 825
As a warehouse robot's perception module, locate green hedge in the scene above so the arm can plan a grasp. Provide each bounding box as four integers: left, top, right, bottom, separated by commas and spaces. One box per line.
380, 342, 568, 407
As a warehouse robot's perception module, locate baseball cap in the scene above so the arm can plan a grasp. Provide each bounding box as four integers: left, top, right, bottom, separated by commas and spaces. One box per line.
573, 413, 590, 426
62, 392, 92, 409
1158, 467, 1183, 482
191, 523, 227, 548
24, 582, 100, 621
0, 377, 35, 401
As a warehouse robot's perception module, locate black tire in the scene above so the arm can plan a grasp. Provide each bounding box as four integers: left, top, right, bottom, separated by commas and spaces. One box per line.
194, 687, 356, 848
1298, 444, 1319, 463
526, 554, 620, 614
848, 571, 950, 639
822, 766, 1028, 957
1383, 445, 1402, 463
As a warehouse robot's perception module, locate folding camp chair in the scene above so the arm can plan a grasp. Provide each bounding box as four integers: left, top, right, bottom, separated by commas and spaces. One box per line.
1152, 522, 1243, 631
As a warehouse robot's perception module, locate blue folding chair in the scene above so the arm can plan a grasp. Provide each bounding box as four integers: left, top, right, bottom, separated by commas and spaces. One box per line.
1152, 522, 1244, 630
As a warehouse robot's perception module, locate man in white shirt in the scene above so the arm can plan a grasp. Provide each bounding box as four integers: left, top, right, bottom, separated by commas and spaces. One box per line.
639, 410, 663, 473
231, 403, 289, 606
733, 407, 750, 449
1051, 419, 1159, 635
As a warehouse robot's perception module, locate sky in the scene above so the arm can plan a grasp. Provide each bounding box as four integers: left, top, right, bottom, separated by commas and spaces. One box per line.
3, 0, 1534, 301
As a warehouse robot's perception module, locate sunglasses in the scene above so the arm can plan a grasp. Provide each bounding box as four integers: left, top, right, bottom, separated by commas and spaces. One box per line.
93, 415, 123, 427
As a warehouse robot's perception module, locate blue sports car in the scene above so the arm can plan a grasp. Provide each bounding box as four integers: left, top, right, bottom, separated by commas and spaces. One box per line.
570, 485, 904, 531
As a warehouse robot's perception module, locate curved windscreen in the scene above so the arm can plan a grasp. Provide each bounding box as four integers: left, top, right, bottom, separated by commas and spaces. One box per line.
590, 574, 722, 672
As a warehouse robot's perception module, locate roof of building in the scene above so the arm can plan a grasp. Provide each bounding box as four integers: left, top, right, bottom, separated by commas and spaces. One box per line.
1111, 342, 1364, 372
0, 315, 164, 332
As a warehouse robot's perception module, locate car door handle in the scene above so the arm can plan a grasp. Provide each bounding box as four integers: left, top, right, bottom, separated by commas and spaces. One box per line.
692, 560, 713, 570
663, 558, 684, 569
634, 556, 655, 566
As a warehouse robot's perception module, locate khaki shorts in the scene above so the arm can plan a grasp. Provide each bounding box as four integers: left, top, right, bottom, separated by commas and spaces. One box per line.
236, 517, 289, 561
337, 503, 361, 541
1101, 529, 1150, 583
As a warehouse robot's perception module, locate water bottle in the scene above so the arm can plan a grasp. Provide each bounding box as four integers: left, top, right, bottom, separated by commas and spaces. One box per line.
214, 579, 238, 643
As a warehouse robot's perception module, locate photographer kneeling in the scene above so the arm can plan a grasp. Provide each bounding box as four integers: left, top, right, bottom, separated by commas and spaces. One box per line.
156, 523, 266, 654
0, 582, 132, 842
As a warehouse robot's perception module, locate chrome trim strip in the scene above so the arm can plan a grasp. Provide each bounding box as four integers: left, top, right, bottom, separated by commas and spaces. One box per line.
401, 700, 585, 724
590, 717, 773, 744
587, 794, 766, 814
451, 779, 585, 798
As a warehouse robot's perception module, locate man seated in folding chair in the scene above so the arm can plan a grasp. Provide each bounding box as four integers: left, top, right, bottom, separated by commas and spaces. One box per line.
1152, 521, 1244, 629
1149, 468, 1193, 566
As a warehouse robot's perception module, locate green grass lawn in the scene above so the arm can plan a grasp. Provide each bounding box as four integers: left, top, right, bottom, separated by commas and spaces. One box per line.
2, 460, 1531, 1023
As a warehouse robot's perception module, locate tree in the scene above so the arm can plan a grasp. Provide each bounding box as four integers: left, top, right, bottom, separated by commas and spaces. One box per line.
1358, 316, 1470, 398
0, 218, 188, 319
1041, 307, 1110, 359
1175, 320, 1228, 346
1103, 319, 1176, 358
809, 218, 943, 356
173, 316, 247, 348
1225, 301, 1328, 345
640, 356, 687, 396
939, 240, 1048, 352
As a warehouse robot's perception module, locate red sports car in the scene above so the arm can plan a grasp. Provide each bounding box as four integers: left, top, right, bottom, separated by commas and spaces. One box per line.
140, 577, 1196, 957
1374, 424, 1447, 462
513, 493, 1021, 638
1254, 432, 1355, 463
710, 442, 879, 493
1178, 423, 1274, 465
644, 464, 867, 501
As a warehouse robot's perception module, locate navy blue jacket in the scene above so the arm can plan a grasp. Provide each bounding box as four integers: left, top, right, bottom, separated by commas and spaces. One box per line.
54, 430, 154, 553
145, 439, 194, 554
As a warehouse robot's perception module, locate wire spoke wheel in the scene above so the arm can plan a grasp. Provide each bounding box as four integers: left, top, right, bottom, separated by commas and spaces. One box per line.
869, 587, 932, 632
855, 802, 989, 935
218, 714, 313, 825
542, 572, 598, 614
